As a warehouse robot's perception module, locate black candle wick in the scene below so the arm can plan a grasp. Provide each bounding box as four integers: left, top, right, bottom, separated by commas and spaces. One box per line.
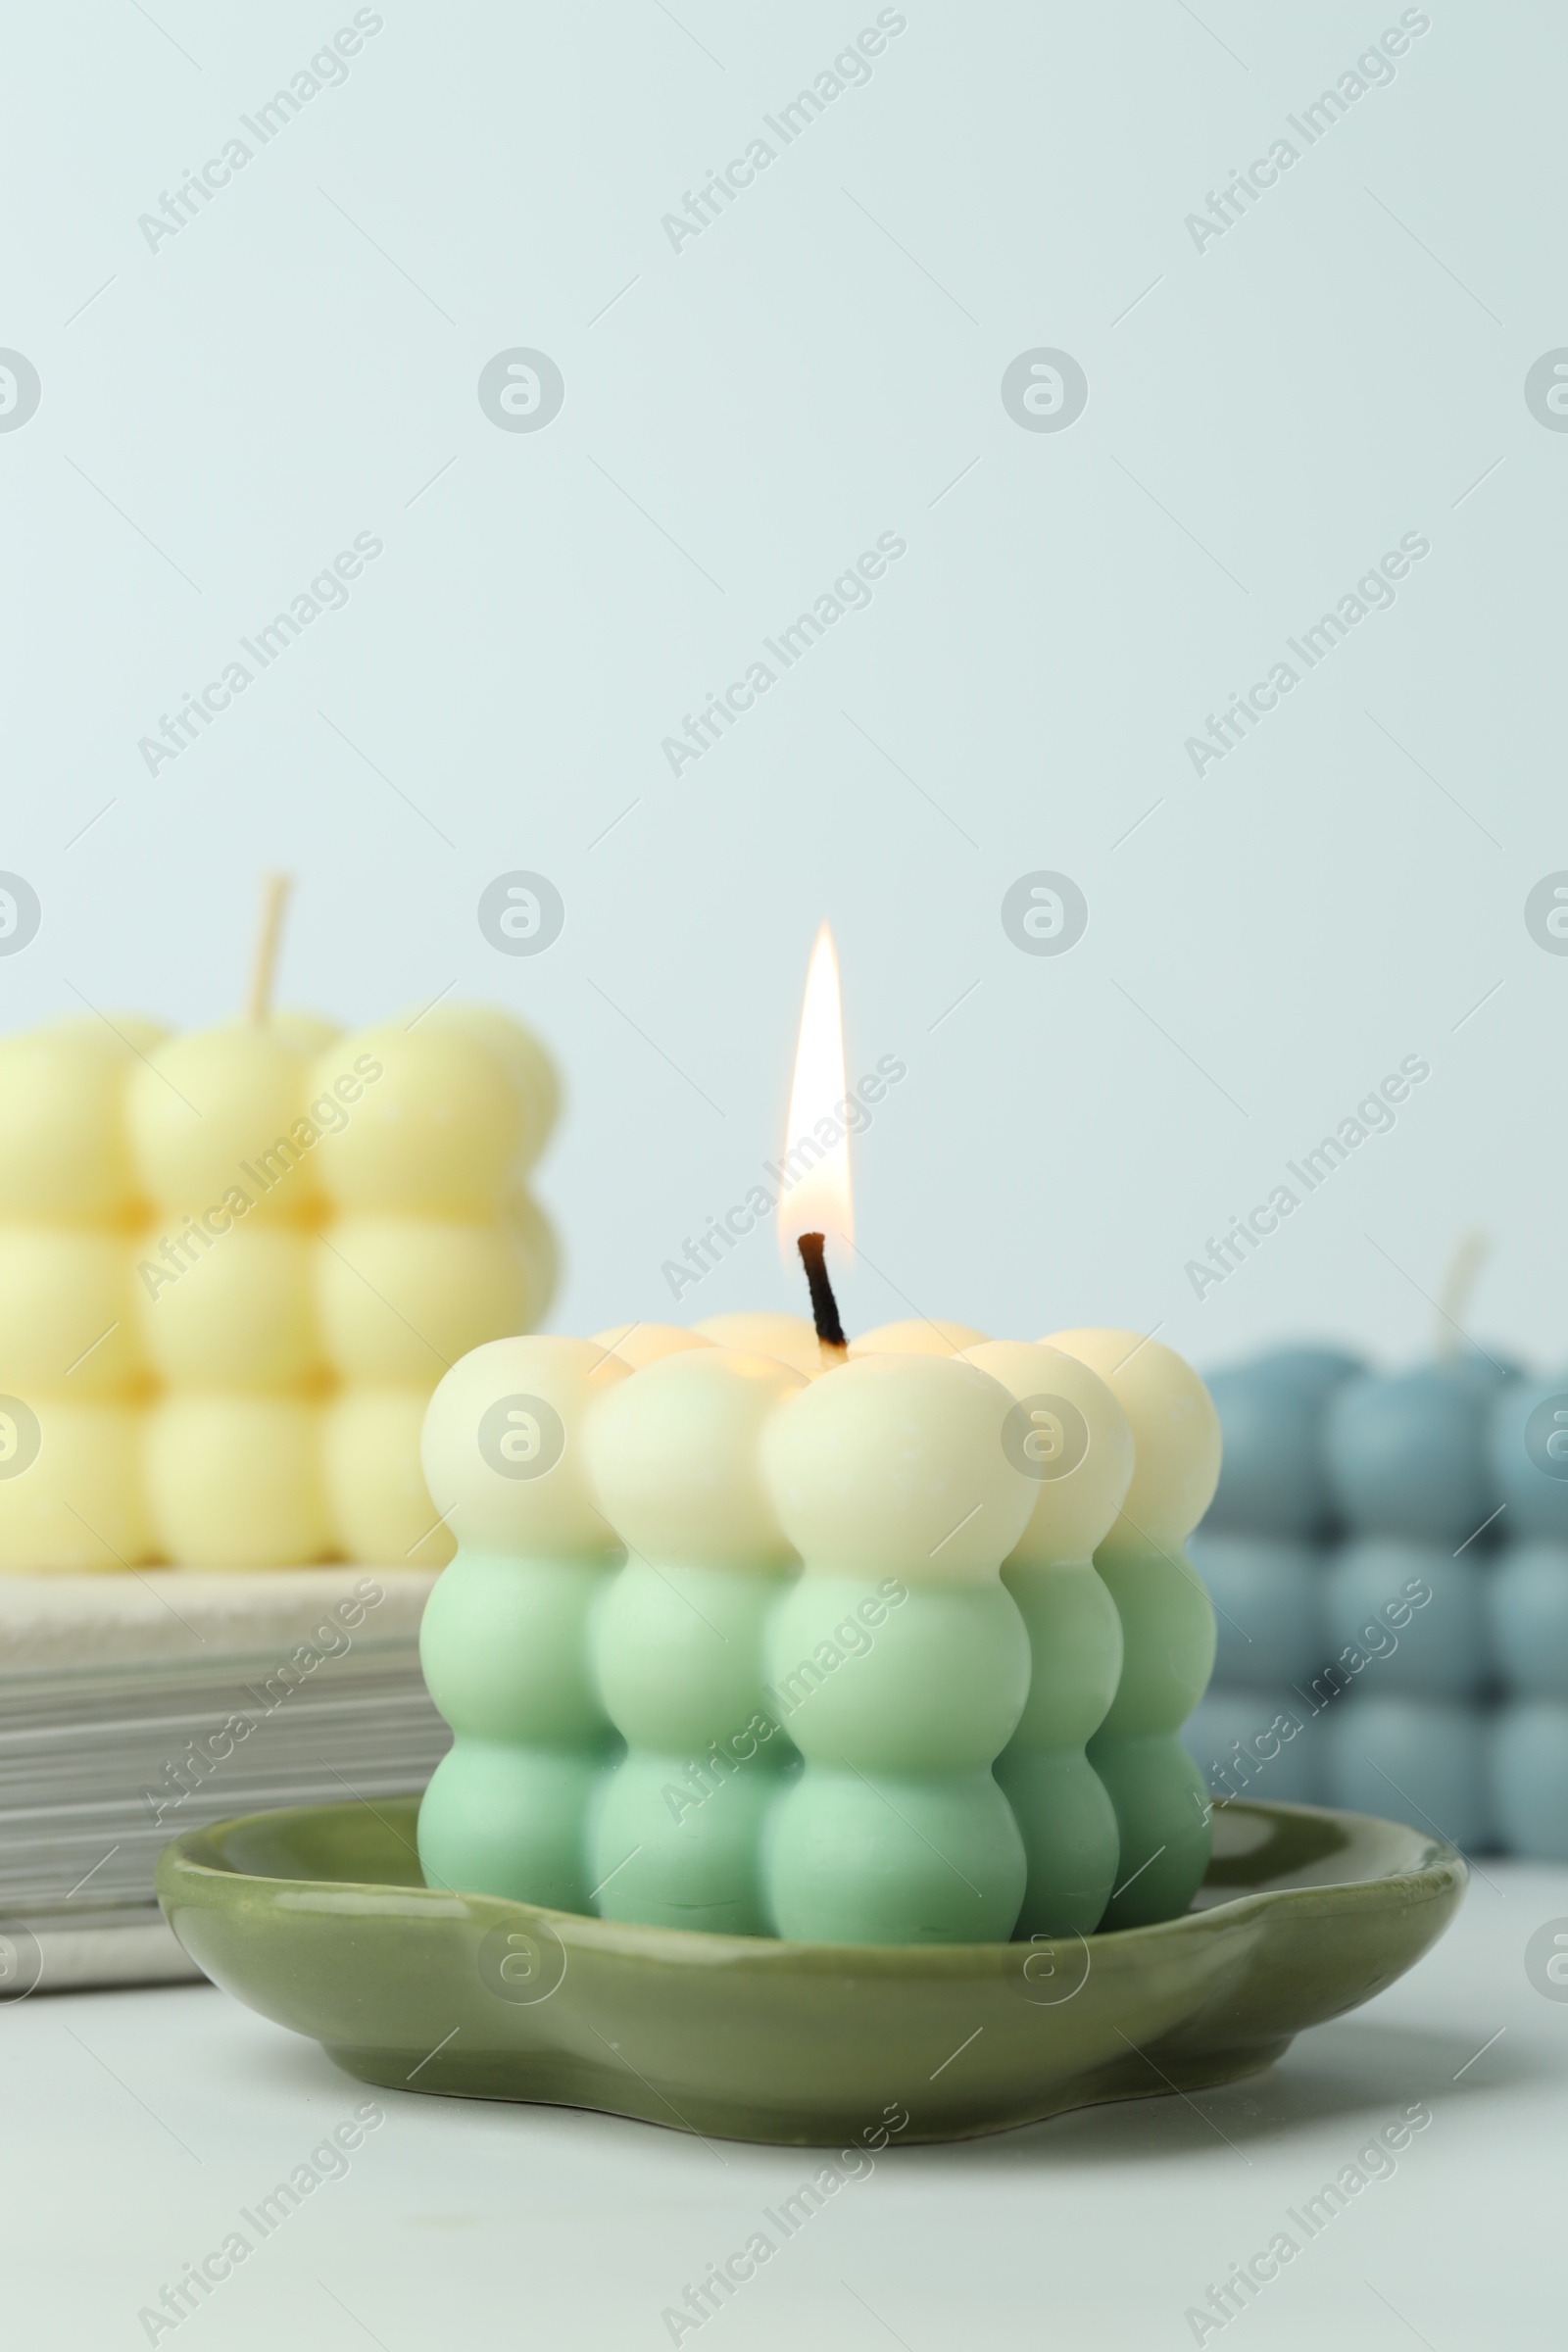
797, 1233, 847, 1351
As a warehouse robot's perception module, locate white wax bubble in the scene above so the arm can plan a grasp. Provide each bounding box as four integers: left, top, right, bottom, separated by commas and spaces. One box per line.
761, 1352, 1034, 1581
958, 1341, 1134, 1566
1045, 1328, 1221, 1551
589, 1323, 713, 1370
420, 1334, 630, 1554
694, 1312, 824, 1379
849, 1318, 990, 1357
585, 1346, 806, 1569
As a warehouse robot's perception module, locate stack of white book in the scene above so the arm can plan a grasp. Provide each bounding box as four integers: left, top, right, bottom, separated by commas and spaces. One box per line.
0, 1566, 447, 1991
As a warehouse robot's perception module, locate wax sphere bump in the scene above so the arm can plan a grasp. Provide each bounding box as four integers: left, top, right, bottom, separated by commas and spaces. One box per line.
136, 1223, 320, 1389
959, 1341, 1130, 1936
1488, 1378, 1568, 1542
1047, 1328, 1222, 1551
760, 1353, 1032, 1944
0, 1400, 151, 1570
269, 1009, 340, 1056
590, 1323, 712, 1371
0, 1229, 144, 1396
1182, 1688, 1326, 1808
762, 1353, 1035, 1579
127, 1025, 318, 1221
1202, 1364, 1333, 1538
1323, 1539, 1486, 1699
694, 1312, 823, 1379
1325, 1696, 1490, 1852
1046, 1328, 1218, 1929
503, 1188, 559, 1326
315, 1217, 535, 1383
420, 1335, 630, 1553
1487, 1542, 1568, 1696
1324, 1366, 1494, 1544
419, 1336, 632, 1913
1186, 1533, 1323, 1689
1491, 1702, 1568, 1860
311, 1026, 521, 1213
408, 1002, 560, 1173
763, 1769, 1026, 1945
0, 1030, 138, 1220
322, 1387, 456, 1566
586, 1347, 805, 1568
850, 1318, 989, 1358
416, 1747, 606, 1909
47, 1011, 172, 1058
585, 1350, 806, 1935
142, 1396, 329, 1566
1252, 1344, 1364, 1399
958, 1341, 1134, 1567
1449, 1344, 1523, 1396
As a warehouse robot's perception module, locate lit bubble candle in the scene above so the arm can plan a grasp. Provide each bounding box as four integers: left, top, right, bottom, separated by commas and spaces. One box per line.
410, 921, 1228, 1941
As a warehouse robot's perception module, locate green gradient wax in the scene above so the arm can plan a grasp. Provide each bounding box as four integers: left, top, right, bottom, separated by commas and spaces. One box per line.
416, 1334, 629, 1909
584, 1347, 806, 1934
760, 1352, 1035, 1944
960, 1341, 1132, 1936
1049, 1328, 1221, 1929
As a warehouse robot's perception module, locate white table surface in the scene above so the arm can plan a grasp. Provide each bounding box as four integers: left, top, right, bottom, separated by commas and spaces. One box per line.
5, 1862, 1563, 2351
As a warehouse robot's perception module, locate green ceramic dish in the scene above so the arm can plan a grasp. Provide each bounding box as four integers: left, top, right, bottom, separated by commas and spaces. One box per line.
157, 1795, 1465, 2147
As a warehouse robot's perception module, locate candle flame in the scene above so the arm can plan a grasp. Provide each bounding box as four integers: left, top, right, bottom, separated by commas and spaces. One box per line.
777, 922, 854, 1270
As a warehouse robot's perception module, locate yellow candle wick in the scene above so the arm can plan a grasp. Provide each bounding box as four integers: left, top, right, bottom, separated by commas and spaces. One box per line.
246, 871, 294, 1025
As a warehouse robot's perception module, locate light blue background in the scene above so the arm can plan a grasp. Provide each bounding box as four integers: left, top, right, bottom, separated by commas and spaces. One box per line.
1, 0, 1558, 1372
